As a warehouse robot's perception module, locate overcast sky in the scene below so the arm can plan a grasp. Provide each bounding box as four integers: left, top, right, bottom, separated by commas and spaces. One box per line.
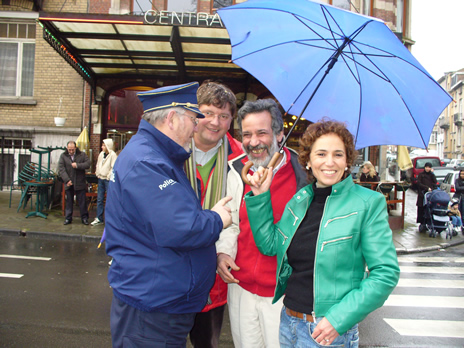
410, 0, 464, 80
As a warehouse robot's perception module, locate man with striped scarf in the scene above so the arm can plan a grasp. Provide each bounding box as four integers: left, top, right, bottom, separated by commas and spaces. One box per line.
185, 80, 243, 348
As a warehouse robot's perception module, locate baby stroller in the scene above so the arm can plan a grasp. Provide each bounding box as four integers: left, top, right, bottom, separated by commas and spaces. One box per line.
422, 189, 453, 239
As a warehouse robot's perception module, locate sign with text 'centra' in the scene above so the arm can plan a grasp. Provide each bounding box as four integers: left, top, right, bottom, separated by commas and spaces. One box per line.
144, 10, 224, 27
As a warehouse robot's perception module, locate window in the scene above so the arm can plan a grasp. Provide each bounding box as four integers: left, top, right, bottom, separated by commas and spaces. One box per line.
0, 22, 35, 97
212, 0, 234, 10
362, 0, 372, 16
329, 0, 351, 10
168, 0, 197, 12
458, 126, 461, 147
396, 0, 404, 33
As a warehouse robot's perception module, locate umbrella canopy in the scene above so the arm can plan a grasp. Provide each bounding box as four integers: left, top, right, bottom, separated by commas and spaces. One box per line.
76, 127, 89, 154
218, 0, 452, 149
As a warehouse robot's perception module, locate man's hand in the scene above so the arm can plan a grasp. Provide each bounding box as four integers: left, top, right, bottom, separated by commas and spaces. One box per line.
211, 196, 232, 228
217, 253, 240, 283
246, 166, 273, 196
67, 180, 73, 187
71, 162, 78, 169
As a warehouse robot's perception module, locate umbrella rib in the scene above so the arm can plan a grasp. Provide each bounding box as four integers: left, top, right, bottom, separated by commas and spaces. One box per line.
339, 46, 361, 85
293, 13, 341, 51
348, 44, 429, 148
340, 51, 390, 82
342, 42, 364, 144
321, 5, 346, 46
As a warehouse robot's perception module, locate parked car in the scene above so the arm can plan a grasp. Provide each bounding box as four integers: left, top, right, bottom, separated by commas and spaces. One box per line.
446, 159, 464, 168
440, 168, 464, 198
403, 156, 442, 188
432, 166, 455, 184
441, 158, 452, 166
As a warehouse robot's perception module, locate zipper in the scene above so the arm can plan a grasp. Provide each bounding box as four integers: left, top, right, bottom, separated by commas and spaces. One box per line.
274, 195, 310, 295
324, 212, 358, 228
313, 195, 330, 314
277, 228, 288, 245
320, 236, 353, 251
288, 207, 299, 226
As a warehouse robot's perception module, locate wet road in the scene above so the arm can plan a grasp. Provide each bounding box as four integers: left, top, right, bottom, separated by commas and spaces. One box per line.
0, 235, 112, 347
360, 245, 464, 347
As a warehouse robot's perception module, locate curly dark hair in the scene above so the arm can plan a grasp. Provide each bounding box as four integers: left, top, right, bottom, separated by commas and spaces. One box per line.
197, 80, 237, 117
298, 118, 357, 183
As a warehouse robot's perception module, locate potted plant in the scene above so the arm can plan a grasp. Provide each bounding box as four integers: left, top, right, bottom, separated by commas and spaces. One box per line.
54, 97, 66, 126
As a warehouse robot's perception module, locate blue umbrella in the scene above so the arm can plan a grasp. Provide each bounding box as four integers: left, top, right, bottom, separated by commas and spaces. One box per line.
218, 0, 452, 150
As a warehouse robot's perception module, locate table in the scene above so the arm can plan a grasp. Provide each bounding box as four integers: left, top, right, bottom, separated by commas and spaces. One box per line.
23, 180, 54, 219
355, 181, 410, 230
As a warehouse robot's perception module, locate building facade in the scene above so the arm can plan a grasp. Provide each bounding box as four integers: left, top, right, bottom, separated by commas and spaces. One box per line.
436, 69, 464, 160
1, 0, 412, 187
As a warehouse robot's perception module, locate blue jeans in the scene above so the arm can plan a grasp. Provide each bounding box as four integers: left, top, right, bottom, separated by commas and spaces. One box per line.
451, 215, 462, 227
280, 307, 359, 348
97, 178, 109, 221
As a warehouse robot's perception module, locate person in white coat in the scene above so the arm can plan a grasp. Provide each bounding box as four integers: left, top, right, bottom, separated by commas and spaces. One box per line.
91, 138, 117, 226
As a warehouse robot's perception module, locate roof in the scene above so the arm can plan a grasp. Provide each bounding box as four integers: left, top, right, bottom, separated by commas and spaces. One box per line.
38, 12, 248, 88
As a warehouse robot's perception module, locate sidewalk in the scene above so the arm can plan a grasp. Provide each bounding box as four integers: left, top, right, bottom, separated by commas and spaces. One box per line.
1, 190, 464, 254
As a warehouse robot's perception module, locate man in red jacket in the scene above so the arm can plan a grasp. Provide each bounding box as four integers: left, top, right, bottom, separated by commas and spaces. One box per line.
216, 99, 307, 348
185, 80, 243, 348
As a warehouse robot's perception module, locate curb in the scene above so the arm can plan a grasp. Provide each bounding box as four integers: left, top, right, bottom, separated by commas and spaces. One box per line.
396, 238, 464, 255
0, 228, 101, 243
2, 228, 464, 254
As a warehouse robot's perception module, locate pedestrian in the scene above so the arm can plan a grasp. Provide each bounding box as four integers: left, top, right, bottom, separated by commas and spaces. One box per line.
447, 199, 463, 234
245, 118, 400, 347
58, 140, 91, 225
185, 80, 243, 348
91, 138, 117, 226
453, 169, 464, 219
359, 161, 380, 182
105, 82, 232, 348
416, 162, 438, 232
216, 99, 307, 348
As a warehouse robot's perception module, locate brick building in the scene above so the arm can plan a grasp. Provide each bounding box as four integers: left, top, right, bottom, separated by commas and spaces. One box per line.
0, 0, 411, 187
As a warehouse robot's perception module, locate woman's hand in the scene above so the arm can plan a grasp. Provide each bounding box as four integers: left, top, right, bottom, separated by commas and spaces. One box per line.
246, 166, 273, 196
311, 318, 339, 345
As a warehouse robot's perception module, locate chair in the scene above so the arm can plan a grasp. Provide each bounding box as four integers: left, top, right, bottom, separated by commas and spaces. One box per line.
13, 161, 56, 218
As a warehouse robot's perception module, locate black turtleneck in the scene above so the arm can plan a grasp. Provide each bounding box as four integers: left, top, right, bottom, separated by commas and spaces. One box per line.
284, 184, 332, 314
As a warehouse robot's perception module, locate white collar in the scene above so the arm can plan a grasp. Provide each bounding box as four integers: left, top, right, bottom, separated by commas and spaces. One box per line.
194, 138, 223, 166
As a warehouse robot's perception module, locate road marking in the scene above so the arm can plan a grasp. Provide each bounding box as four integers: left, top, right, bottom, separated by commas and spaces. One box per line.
384, 295, 464, 308
398, 257, 464, 263
397, 278, 464, 288
384, 318, 464, 338
0, 273, 24, 278
400, 266, 464, 274
0, 254, 51, 261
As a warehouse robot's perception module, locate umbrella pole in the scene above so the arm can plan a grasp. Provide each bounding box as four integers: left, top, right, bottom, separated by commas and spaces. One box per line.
241, 51, 343, 186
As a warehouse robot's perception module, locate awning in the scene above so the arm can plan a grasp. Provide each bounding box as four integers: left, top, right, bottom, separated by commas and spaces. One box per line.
38, 12, 248, 89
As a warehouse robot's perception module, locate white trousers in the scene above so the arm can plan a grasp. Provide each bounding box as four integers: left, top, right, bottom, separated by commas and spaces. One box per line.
227, 283, 283, 348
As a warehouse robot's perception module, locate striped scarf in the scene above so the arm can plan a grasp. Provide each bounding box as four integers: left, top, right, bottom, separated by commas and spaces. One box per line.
185, 136, 229, 209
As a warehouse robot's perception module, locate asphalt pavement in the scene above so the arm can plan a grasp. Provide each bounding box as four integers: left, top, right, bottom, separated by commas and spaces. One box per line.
1, 188, 464, 254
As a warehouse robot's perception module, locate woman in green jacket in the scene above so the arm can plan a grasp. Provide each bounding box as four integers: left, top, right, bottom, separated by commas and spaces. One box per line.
244, 119, 399, 347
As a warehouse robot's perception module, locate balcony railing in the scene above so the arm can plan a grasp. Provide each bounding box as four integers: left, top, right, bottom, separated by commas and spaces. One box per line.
454, 112, 463, 126
439, 117, 450, 129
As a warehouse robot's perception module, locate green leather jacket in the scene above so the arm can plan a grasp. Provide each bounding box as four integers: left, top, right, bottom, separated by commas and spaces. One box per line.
245, 175, 400, 335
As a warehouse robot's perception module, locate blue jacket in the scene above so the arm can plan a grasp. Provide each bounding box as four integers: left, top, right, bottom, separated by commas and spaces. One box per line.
105, 120, 223, 314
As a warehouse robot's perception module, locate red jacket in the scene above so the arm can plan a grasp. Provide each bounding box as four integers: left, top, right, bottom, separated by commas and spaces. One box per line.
233, 149, 297, 296
200, 133, 243, 312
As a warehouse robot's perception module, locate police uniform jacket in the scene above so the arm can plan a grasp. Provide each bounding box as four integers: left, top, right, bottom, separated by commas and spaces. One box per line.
105, 120, 223, 314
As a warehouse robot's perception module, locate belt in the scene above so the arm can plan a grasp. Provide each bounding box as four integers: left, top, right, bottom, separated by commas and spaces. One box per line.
285, 308, 315, 322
